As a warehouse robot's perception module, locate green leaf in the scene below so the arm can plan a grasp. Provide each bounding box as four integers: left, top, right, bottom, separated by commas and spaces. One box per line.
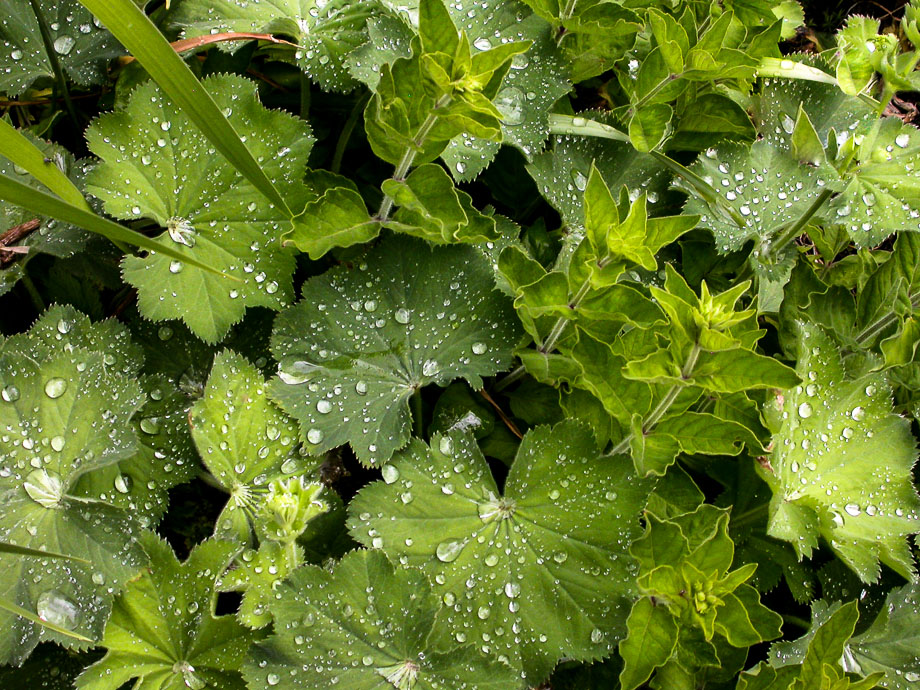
190, 350, 321, 541
382, 163, 498, 243
689, 349, 800, 393
629, 103, 672, 153
244, 548, 520, 689
0, 0, 120, 96
86, 74, 311, 342
0, 305, 147, 664
285, 186, 379, 259
172, 0, 385, 92
528, 112, 670, 230
680, 137, 834, 254
0, 119, 88, 209
76, 533, 264, 690
269, 237, 520, 466
849, 582, 920, 688
216, 540, 302, 629
72, 373, 198, 528
441, 0, 571, 181
347, 422, 655, 683
759, 321, 920, 582
618, 597, 679, 690
829, 117, 920, 247
0, 127, 89, 288
78, 0, 295, 216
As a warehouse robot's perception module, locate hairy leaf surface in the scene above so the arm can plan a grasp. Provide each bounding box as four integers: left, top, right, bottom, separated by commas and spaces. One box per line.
348, 422, 654, 682
269, 237, 521, 466
86, 74, 312, 342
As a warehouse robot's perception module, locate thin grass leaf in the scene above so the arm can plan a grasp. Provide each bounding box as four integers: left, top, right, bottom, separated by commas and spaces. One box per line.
0, 175, 236, 278
0, 597, 93, 643
0, 540, 91, 564
0, 118, 88, 208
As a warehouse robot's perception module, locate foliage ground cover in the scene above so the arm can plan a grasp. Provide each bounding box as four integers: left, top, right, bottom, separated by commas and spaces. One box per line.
1, 0, 920, 688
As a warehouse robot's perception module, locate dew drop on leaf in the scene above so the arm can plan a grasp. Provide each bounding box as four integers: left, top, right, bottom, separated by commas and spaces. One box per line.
36, 590, 80, 630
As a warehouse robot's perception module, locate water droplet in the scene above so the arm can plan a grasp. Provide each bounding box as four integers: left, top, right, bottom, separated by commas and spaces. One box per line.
50, 436, 65, 452
267, 673, 280, 686
473, 37, 492, 51
504, 582, 521, 598
53, 35, 75, 55
381, 464, 399, 484
394, 308, 411, 324
114, 474, 132, 494
797, 402, 812, 418
36, 590, 80, 629
22, 469, 64, 508
306, 428, 324, 444
851, 406, 865, 421
140, 417, 161, 435
169, 260, 183, 274
10, 49, 22, 61
896, 133, 910, 148
355, 381, 368, 395
844, 503, 861, 516
436, 540, 464, 562
44, 377, 67, 399
1, 385, 19, 402
494, 87, 525, 126
590, 628, 604, 643
439, 436, 453, 456
477, 606, 491, 619
158, 326, 173, 341
316, 399, 332, 414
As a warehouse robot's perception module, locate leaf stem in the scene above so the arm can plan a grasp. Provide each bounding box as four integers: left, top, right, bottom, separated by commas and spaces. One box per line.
19, 273, 45, 313
728, 502, 769, 531
331, 92, 371, 174
495, 251, 610, 393
762, 188, 833, 262
412, 387, 424, 438
28, 0, 80, 129
606, 340, 702, 456
781, 614, 810, 631
375, 94, 451, 222
856, 290, 920, 345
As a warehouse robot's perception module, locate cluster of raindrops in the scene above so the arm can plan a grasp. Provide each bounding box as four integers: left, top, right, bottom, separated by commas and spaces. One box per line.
1, 9, 113, 96
85, 74, 314, 339
269, 238, 520, 465
768, 325, 920, 574
347, 423, 651, 681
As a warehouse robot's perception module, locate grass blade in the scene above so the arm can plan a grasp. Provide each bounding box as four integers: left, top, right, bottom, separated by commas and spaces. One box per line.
0, 175, 236, 278
0, 119, 88, 209
0, 541, 91, 564
76, 0, 294, 217
0, 596, 94, 642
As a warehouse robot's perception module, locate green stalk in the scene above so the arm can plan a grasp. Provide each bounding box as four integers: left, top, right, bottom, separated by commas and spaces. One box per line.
27, 0, 80, 129
0, 175, 236, 277
856, 291, 920, 345
412, 388, 425, 437
606, 340, 702, 456
332, 92, 371, 174
762, 188, 833, 262
375, 95, 450, 222
495, 250, 610, 392
0, 597, 93, 642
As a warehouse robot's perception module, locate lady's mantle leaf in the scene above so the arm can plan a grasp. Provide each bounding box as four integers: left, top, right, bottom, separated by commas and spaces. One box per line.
347, 421, 655, 683
76, 533, 263, 690
86, 74, 313, 343
190, 351, 321, 541
171, 0, 385, 92
244, 549, 520, 689
849, 582, 920, 689
0, 306, 147, 664
759, 322, 920, 583
0, 0, 121, 97
269, 237, 521, 466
